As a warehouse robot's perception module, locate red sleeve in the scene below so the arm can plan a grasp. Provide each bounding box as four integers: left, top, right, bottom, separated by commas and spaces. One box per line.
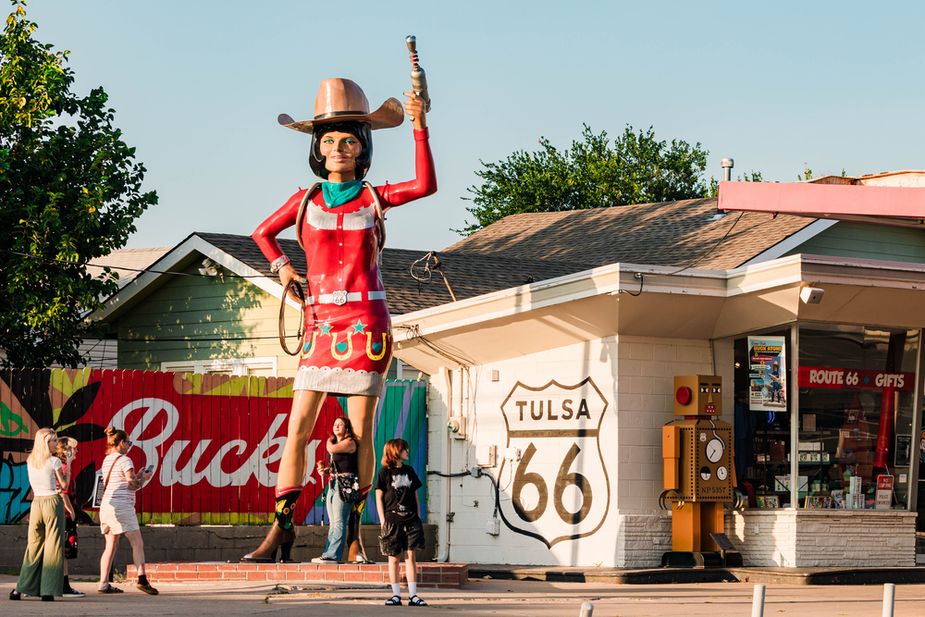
378, 127, 437, 208
251, 189, 307, 263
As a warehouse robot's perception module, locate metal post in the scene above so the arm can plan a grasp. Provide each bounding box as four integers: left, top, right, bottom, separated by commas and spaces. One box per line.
882, 583, 895, 617
751, 584, 765, 617
579, 601, 594, 617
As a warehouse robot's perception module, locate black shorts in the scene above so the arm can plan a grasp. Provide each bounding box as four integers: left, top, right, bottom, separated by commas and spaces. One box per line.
378, 518, 425, 556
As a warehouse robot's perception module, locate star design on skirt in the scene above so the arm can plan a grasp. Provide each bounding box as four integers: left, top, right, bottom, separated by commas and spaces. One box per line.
352, 319, 367, 334
319, 321, 333, 336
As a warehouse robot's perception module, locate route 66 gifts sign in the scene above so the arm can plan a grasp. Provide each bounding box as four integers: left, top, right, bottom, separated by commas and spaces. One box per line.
498, 377, 611, 547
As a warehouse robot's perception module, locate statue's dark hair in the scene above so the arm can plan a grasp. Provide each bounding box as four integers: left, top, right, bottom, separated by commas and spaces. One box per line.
309, 121, 373, 180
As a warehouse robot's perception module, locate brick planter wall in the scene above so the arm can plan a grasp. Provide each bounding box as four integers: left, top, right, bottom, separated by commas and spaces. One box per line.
129, 562, 468, 588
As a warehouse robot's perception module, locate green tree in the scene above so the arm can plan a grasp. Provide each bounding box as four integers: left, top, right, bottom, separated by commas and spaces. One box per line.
0, 1, 156, 368
705, 170, 765, 199
460, 124, 709, 235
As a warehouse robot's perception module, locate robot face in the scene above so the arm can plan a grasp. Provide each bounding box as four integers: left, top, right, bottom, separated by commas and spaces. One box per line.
674, 375, 723, 416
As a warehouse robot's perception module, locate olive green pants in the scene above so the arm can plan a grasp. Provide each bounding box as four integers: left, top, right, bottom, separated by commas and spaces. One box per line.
17, 494, 64, 598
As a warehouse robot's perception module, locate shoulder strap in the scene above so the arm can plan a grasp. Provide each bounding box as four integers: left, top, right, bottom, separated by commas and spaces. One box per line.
363, 181, 386, 254
295, 183, 322, 251
102, 454, 125, 494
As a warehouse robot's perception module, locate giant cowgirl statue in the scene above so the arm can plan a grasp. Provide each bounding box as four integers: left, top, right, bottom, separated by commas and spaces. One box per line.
244, 71, 435, 562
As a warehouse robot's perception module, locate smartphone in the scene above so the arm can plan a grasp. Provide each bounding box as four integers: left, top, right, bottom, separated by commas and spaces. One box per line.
144, 465, 155, 474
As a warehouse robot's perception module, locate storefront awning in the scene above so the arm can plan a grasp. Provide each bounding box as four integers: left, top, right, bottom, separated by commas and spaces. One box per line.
718, 181, 925, 228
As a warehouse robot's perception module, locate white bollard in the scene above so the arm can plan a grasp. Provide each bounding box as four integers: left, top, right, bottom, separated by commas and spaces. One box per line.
751, 584, 766, 617
579, 601, 594, 617
882, 583, 895, 617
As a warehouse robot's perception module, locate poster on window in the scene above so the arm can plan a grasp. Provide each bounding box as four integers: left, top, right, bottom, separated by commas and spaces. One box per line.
748, 336, 786, 411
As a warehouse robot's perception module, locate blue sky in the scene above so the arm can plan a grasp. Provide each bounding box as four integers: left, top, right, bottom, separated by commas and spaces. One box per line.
25, 0, 925, 251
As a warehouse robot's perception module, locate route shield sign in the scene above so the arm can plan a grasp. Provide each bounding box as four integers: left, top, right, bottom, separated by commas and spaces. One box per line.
498, 377, 611, 547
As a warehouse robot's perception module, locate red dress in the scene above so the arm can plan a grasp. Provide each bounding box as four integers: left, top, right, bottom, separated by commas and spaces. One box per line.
253, 128, 436, 395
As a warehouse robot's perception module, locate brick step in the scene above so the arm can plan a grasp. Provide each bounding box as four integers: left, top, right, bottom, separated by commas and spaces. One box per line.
129, 562, 468, 588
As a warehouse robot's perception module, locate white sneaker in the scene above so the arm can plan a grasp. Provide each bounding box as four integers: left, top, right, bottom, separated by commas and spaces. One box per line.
310, 556, 338, 564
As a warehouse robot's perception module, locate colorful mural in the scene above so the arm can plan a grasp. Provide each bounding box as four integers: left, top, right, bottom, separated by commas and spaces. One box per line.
0, 368, 427, 525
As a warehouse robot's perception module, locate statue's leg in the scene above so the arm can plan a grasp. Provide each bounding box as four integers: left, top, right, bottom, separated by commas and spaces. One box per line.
242, 389, 326, 562
344, 394, 378, 563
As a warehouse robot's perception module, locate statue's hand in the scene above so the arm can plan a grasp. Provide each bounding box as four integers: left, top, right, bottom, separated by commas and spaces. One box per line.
279, 265, 305, 302
658, 490, 682, 510
731, 489, 748, 511
404, 91, 426, 130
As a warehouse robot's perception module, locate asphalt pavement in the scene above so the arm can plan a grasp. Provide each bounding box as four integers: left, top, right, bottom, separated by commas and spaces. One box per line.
3, 575, 925, 616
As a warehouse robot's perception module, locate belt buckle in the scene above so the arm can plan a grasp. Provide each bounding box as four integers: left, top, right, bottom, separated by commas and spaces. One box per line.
332, 290, 348, 306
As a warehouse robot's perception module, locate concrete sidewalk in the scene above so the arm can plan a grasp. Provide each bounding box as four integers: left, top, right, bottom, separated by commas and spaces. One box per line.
3, 575, 925, 616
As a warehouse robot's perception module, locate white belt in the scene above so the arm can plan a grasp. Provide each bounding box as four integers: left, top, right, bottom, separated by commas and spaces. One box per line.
307, 290, 387, 306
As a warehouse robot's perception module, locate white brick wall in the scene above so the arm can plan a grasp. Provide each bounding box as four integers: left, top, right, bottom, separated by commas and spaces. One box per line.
730, 510, 916, 567
616, 336, 713, 513
619, 513, 672, 567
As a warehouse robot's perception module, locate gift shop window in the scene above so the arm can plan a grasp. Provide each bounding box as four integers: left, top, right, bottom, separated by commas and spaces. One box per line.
797, 325, 919, 510
734, 330, 793, 509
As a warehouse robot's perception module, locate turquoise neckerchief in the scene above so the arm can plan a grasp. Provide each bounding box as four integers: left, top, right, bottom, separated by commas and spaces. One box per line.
321, 180, 363, 208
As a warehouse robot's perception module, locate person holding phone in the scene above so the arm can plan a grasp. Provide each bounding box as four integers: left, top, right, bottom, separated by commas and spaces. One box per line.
55, 437, 84, 598
96, 427, 158, 595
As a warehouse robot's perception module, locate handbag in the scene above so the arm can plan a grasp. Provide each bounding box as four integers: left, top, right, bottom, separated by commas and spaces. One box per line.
331, 459, 361, 503
64, 516, 78, 559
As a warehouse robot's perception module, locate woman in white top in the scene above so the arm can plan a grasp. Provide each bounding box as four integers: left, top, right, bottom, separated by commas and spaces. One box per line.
10, 428, 67, 602
96, 426, 158, 595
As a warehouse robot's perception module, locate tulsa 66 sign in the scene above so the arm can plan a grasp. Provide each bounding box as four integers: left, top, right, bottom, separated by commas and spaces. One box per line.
498, 377, 610, 547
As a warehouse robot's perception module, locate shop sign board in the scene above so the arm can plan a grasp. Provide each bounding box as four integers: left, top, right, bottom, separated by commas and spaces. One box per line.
497, 377, 610, 548
798, 366, 915, 392
748, 336, 787, 411
876, 474, 894, 510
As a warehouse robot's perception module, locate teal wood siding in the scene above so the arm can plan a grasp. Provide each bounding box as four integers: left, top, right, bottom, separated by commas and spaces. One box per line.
786, 222, 925, 263
116, 262, 282, 369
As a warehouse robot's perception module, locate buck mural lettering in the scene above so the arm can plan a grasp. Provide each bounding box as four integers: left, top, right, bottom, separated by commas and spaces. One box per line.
498, 377, 611, 548
0, 368, 427, 525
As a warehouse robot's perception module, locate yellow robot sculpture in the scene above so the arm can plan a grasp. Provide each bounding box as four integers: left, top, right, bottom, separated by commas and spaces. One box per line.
660, 375, 745, 567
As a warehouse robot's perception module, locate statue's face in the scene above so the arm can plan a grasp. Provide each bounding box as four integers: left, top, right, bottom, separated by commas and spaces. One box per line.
319, 131, 361, 179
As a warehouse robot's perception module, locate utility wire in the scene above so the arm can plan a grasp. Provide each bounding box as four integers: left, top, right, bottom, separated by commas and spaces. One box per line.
3, 249, 269, 279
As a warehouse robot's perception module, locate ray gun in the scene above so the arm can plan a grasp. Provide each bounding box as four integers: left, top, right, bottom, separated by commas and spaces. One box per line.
405, 35, 431, 119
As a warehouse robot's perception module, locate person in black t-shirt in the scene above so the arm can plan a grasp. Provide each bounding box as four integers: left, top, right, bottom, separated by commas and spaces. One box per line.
375, 438, 427, 607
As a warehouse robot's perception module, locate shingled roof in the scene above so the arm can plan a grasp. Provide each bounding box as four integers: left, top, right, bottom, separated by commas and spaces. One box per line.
443, 198, 817, 270
195, 233, 582, 315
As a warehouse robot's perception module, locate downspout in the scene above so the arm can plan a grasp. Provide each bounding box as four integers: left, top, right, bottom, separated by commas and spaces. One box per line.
436, 366, 454, 562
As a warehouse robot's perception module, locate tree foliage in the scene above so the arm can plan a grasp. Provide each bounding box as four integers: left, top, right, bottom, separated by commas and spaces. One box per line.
461, 124, 710, 235
0, 1, 156, 367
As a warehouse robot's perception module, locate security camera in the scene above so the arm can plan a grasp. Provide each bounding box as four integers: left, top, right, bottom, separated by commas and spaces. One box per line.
800, 287, 824, 305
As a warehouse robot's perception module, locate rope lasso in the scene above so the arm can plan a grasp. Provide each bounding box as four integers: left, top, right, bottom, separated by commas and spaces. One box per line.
278, 278, 306, 356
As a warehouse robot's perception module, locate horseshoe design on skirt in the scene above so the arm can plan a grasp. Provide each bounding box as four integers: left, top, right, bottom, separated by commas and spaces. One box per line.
366, 332, 388, 361
300, 331, 319, 360
330, 331, 354, 361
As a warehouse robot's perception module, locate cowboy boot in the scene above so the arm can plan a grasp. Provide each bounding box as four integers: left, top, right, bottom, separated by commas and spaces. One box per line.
346, 486, 374, 564
278, 537, 296, 563
241, 522, 296, 563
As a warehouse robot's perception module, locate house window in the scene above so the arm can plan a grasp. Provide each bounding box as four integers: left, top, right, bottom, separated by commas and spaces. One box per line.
161, 357, 278, 377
